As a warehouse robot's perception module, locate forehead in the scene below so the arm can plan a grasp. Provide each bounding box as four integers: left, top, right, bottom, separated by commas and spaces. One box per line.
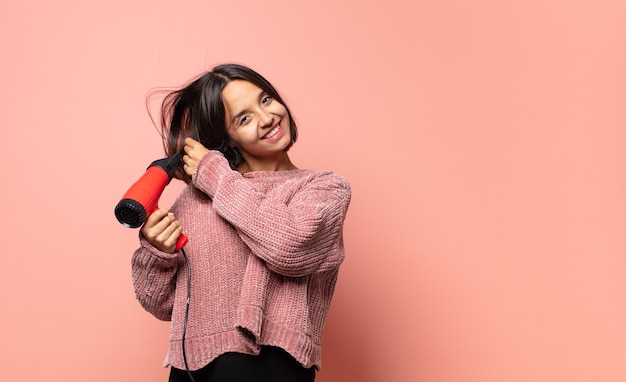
222, 80, 263, 112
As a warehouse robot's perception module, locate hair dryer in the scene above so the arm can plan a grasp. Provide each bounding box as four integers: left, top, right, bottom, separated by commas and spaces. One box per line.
115, 153, 188, 250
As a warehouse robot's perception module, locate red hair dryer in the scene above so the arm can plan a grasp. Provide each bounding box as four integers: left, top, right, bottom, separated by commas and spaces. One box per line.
115, 153, 188, 250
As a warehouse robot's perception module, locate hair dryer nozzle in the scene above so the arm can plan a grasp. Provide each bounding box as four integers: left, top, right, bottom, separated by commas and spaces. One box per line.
150, 152, 182, 182
115, 198, 147, 228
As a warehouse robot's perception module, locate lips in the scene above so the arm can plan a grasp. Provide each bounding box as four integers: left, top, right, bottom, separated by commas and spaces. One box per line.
262, 123, 282, 139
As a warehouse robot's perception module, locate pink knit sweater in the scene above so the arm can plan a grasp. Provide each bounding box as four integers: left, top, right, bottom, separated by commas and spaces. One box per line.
131, 151, 351, 371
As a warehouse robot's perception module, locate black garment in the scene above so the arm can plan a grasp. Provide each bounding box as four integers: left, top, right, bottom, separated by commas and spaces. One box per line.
168, 346, 316, 382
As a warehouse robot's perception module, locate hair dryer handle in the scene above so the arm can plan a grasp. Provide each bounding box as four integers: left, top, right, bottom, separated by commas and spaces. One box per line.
175, 233, 188, 251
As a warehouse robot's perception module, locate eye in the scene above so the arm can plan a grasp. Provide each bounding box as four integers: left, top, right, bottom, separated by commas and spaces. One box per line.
239, 115, 250, 125
261, 95, 272, 105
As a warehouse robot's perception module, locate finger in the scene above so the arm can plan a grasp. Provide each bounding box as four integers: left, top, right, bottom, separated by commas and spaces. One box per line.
153, 212, 177, 232
184, 138, 208, 158
183, 162, 195, 176
156, 217, 181, 243
182, 154, 196, 167
163, 225, 184, 248
143, 208, 169, 228
184, 138, 198, 154
141, 213, 172, 242
184, 137, 198, 146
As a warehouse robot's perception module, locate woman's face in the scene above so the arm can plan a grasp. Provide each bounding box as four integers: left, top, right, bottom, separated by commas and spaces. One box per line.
222, 80, 292, 163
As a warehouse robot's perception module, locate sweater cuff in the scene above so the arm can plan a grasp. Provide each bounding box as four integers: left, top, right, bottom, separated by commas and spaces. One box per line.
137, 232, 180, 264
236, 304, 264, 341
192, 150, 235, 197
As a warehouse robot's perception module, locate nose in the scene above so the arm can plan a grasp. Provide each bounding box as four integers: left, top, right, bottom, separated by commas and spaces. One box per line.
258, 109, 273, 128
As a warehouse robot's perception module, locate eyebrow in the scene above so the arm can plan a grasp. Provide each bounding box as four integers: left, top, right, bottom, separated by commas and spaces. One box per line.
230, 90, 267, 125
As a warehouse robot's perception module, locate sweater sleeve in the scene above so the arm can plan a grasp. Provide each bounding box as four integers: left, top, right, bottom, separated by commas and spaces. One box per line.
192, 151, 351, 277
130, 235, 180, 321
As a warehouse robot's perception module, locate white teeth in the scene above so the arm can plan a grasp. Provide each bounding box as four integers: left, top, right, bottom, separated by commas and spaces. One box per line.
264, 125, 280, 139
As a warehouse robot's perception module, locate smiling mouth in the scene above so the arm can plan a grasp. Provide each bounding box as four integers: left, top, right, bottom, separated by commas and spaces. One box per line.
262, 124, 281, 139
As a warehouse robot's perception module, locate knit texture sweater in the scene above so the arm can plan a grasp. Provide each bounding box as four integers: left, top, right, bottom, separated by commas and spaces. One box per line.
131, 150, 351, 371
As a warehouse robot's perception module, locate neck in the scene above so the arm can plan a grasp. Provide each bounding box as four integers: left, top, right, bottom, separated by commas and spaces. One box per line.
238, 153, 297, 174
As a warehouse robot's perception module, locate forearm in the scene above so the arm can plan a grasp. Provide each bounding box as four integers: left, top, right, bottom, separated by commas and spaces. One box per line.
131, 239, 179, 321
193, 152, 351, 276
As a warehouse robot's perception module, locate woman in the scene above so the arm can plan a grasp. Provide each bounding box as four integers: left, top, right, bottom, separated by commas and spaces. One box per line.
131, 64, 351, 382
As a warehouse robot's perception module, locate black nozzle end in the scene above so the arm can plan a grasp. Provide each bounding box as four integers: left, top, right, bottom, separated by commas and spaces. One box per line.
115, 198, 147, 228
149, 153, 182, 182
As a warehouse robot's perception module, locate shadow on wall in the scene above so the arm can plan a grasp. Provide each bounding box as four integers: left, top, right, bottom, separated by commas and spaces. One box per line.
319, 296, 374, 382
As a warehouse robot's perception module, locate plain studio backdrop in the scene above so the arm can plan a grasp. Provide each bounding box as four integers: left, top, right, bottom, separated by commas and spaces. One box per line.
1, 1, 624, 381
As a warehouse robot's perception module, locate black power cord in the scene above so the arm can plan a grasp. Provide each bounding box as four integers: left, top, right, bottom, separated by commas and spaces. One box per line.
180, 248, 196, 382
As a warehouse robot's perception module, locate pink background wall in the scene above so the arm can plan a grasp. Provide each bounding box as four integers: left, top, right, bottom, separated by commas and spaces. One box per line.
1, 1, 625, 381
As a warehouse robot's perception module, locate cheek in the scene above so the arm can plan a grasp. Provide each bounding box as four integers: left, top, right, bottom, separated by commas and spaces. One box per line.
228, 129, 255, 147
226, 129, 244, 148
285, 118, 294, 139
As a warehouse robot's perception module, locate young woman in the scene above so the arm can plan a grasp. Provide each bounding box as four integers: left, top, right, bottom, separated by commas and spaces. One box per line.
131, 64, 351, 382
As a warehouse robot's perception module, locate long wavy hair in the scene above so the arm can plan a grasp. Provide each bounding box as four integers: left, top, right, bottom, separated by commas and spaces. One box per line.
156, 63, 298, 182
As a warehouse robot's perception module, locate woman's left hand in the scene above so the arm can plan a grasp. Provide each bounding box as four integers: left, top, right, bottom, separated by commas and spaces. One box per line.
182, 137, 209, 177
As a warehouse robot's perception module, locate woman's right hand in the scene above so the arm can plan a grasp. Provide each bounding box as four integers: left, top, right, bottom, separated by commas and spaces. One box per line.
140, 208, 183, 254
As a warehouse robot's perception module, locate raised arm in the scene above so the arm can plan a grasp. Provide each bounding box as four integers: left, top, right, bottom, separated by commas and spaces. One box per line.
193, 151, 351, 277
